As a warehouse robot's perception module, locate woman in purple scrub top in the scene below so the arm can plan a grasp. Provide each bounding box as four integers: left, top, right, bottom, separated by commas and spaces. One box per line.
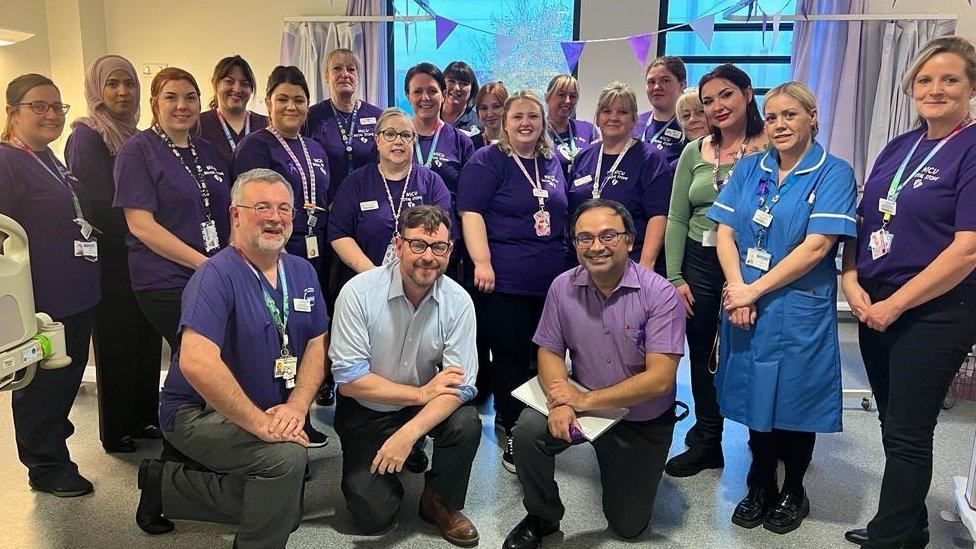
1, 74, 100, 497
842, 36, 976, 549
114, 67, 231, 352
634, 56, 689, 165
441, 60, 482, 137
544, 74, 600, 177
472, 81, 508, 151
197, 55, 267, 167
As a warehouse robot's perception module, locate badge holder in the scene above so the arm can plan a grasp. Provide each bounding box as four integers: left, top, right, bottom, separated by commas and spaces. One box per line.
533, 209, 551, 237
746, 247, 771, 271
305, 208, 319, 259
382, 236, 398, 265
273, 334, 298, 390
73, 217, 100, 262
201, 220, 219, 252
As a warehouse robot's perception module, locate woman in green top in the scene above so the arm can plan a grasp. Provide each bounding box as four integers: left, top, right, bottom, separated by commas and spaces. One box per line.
663, 64, 767, 478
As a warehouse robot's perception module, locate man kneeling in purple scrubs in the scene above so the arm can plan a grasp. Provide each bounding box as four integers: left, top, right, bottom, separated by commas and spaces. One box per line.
504, 199, 686, 549
135, 168, 330, 549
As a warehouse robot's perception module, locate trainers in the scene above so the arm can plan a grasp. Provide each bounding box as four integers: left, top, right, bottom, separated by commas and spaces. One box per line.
304, 423, 330, 448
502, 435, 517, 474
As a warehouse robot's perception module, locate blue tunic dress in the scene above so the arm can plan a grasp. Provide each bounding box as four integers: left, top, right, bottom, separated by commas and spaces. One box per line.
707, 142, 857, 433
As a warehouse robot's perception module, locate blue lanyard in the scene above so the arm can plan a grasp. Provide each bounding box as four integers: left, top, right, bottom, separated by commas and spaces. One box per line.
643, 114, 678, 144
549, 122, 577, 151
334, 100, 361, 175
414, 123, 443, 168
10, 137, 85, 221
238, 249, 291, 356
216, 110, 251, 152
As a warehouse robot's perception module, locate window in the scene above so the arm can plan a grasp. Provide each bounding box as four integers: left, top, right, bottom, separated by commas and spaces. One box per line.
658, 0, 795, 102
389, 0, 579, 112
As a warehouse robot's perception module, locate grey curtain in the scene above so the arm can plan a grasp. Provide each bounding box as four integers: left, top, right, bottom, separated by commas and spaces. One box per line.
346, 0, 389, 108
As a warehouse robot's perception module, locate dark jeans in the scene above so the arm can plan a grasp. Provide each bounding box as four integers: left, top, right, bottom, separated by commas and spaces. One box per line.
747, 429, 816, 495
93, 288, 163, 446
681, 236, 725, 450
859, 280, 976, 548
476, 291, 546, 431
333, 395, 481, 534
134, 287, 184, 352
12, 308, 94, 484
513, 407, 676, 538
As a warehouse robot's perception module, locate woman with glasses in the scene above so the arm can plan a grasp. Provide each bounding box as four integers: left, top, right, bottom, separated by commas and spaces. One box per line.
65, 55, 164, 455
197, 55, 267, 167
545, 75, 600, 177
114, 67, 231, 352
0, 74, 100, 497
442, 60, 482, 137
472, 81, 508, 150
457, 91, 569, 473
328, 108, 452, 290
568, 81, 672, 275
707, 82, 856, 535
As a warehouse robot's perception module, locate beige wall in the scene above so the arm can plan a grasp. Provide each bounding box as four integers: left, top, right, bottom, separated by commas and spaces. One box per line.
0, 1, 51, 135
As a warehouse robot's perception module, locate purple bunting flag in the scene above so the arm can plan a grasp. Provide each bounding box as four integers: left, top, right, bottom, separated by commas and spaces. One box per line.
626, 34, 654, 66
560, 41, 586, 72
435, 15, 458, 48
689, 14, 715, 50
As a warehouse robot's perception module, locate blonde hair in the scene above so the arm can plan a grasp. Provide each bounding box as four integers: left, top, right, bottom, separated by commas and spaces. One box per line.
674, 87, 703, 129
374, 106, 415, 134
544, 74, 579, 111
326, 48, 360, 84
3, 73, 58, 142
593, 81, 638, 126
494, 91, 553, 159
901, 35, 976, 95
764, 81, 819, 137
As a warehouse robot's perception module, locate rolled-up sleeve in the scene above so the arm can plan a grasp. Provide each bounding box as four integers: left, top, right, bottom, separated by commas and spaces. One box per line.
442, 293, 479, 403
328, 284, 373, 384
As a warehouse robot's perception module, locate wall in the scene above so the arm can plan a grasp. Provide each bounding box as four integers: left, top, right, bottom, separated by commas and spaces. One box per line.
865, 0, 975, 43
0, 1, 51, 133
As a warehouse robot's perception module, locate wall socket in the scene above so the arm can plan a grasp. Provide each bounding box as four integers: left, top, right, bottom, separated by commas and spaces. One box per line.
141, 63, 169, 77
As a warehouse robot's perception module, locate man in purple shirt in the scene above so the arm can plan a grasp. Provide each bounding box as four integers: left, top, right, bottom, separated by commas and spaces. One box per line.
504, 199, 686, 549
134, 168, 329, 549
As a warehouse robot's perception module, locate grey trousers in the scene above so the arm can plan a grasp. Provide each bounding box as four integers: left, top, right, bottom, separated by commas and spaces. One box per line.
333, 395, 482, 534
513, 407, 675, 539
161, 405, 308, 549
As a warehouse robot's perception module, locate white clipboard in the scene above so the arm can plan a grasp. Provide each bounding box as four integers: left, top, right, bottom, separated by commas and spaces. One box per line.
511, 376, 628, 442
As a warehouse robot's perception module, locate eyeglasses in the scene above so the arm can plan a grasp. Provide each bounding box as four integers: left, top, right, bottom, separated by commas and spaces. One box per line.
402, 237, 451, 256
573, 230, 628, 247
17, 101, 70, 115
235, 203, 296, 219
377, 129, 416, 142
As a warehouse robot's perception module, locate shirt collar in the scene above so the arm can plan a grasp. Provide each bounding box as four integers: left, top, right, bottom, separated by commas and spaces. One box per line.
387, 260, 442, 305
571, 260, 642, 294
759, 141, 827, 176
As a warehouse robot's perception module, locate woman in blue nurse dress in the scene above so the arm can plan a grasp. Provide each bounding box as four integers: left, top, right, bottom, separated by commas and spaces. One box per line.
707, 82, 857, 536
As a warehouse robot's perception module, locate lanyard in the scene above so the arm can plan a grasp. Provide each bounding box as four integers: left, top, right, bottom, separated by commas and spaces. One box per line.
268, 127, 317, 216
511, 154, 546, 210
237, 248, 291, 356
380, 164, 414, 236
334, 100, 361, 175
883, 120, 973, 222
11, 135, 85, 221
549, 122, 577, 153
154, 125, 214, 222
414, 122, 444, 168
215, 110, 251, 152
712, 141, 747, 192
643, 114, 678, 144
592, 138, 636, 199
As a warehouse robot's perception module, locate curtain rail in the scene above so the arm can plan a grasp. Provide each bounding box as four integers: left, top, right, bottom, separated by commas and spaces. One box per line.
282, 15, 432, 22
727, 13, 958, 22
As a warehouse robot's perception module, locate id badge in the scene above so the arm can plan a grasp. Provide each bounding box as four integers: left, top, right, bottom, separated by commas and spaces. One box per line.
701, 230, 718, 247
306, 212, 318, 230
73, 240, 98, 262
870, 229, 894, 260
274, 356, 298, 389
305, 235, 319, 259
752, 209, 773, 228
745, 247, 771, 271
532, 188, 549, 199
533, 210, 551, 237
293, 298, 312, 313
557, 143, 576, 161
382, 241, 397, 265
573, 174, 593, 187
878, 198, 897, 216
201, 220, 219, 252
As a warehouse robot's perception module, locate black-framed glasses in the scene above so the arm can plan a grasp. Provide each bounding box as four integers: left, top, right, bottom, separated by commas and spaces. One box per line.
573, 230, 628, 247
235, 203, 296, 219
402, 237, 451, 256
377, 129, 416, 142
17, 101, 70, 115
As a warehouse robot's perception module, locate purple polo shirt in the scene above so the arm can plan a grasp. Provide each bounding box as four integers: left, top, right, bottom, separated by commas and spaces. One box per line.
634, 110, 687, 165
303, 99, 383, 202
568, 141, 672, 262
159, 247, 329, 431
232, 128, 331, 262
415, 123, 474, 197
66, 123, 132, 291
551, 119, 600, 172
197, 109, 268, 168
533, 261, 685, 421
857, 124, 976, 286
328, 164, 453, 266
456, 145, 570, 297
0, 144, 101, 318
113, 129, 232, 291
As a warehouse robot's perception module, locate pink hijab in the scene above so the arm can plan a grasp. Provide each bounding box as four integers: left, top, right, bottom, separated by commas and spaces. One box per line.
72, 55, 140, 155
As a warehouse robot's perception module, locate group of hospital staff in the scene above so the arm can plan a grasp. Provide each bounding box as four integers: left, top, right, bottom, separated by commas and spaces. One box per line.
1, 31, 975, 549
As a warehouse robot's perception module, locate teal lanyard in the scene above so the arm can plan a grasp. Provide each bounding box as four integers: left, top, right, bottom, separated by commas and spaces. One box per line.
238, 249, 291, 356
644, 114, 678, 144
414, 123, 443, 168
549, 123, 577, 152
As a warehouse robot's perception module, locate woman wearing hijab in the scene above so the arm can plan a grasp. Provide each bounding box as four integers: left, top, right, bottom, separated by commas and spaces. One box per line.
65, 55, 164, 454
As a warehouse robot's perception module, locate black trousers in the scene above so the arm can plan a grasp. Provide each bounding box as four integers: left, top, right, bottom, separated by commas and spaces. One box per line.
12, 308, 94, 484
476, 291, 546, 431
93, 287, 163, 446
859, 280, 976, 548
681, 236, 725, 450
134, 287, 184, 352
468, 290, 492, 405
513, 407, 676, 538
333, 395, 482, 534
747, 429, 816, 495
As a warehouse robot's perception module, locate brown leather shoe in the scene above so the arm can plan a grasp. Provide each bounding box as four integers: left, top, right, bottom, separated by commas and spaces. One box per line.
419, 485, 479, 547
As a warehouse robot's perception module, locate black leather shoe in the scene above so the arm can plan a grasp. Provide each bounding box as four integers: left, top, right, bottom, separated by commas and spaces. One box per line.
136, 459, 175, 535
133, 425, 162, 440
104, 435, 137, 454
732, 486, 775, 529
845, 528, 869, 545
844, 526, 929, 548
405, 445, 430, 474
763, 491, 810, 534
665, 447, 724, 477
315, 383, 336, 407
503, 515, 559, 549
29, 473, 94, 498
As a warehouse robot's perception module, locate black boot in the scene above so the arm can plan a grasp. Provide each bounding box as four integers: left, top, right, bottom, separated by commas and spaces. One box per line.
136, 459, 175, 535
664, 446, 724, 477
731, 485, 776, 529
503, 515, 559, 549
